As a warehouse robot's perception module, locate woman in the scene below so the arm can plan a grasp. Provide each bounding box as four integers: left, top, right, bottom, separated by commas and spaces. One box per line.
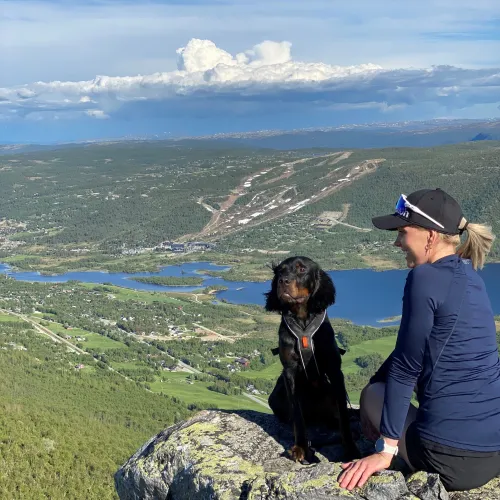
339, 188, 500, 492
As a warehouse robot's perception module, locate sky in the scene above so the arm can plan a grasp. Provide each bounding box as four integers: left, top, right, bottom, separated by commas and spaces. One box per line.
1, 0, 500, 143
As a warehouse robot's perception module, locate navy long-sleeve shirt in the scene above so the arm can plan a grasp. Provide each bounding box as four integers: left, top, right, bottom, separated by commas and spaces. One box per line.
375, 254, 500, 452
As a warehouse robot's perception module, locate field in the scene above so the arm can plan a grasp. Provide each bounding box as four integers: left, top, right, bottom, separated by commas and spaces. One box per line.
0, 313, 24, 322
34, 319, 125, 351
148, 371, 269, 412
341, 336, 396, 375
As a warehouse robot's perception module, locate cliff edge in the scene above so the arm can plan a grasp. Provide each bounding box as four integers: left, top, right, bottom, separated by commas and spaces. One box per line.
115, 409, 499, 500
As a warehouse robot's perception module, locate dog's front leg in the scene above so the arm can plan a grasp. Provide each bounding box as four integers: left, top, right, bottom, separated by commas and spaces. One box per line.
282, 367, 310, 463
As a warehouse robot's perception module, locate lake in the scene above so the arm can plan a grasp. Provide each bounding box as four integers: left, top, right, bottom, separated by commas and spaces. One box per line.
1, 261, 500, 327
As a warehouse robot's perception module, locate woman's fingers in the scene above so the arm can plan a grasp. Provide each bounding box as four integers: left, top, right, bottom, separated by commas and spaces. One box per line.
358, 467, 376, 488
344, 463, 367, 490
339, 461, 361, 489
339, 462, 357, 488
339, 454, 391, 490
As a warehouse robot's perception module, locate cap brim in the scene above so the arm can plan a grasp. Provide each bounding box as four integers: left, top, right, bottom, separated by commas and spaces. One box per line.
372, 213, 410, 231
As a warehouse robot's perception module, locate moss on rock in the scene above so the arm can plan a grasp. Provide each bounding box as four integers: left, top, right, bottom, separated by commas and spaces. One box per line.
115, 410, 500, 500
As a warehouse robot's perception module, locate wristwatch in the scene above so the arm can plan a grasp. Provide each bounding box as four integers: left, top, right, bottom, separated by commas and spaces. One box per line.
375, 437, 399, 456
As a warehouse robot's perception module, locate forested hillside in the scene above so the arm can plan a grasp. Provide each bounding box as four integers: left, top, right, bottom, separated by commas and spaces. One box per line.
0, 316, 191, 499
0, 140, 498, 278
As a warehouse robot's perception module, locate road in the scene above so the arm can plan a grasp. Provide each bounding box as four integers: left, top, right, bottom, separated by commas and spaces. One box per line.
0, 308, 139, 384
0, 308, 86, 355
192, 322, 234, 342
176, 358, 201, 374
243, 392, 270, 409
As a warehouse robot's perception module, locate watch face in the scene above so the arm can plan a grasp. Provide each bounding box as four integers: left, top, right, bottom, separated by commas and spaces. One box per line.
374, 438, 384, 453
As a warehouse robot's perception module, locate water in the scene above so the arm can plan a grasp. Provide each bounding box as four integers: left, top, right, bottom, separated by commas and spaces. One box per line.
1, 261, 500, 327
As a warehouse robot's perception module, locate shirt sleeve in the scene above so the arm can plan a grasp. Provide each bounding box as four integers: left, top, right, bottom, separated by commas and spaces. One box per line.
379, 267, 438, 439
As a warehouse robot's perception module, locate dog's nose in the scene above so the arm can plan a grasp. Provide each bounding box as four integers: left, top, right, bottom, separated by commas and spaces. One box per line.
279, 278, 290, 285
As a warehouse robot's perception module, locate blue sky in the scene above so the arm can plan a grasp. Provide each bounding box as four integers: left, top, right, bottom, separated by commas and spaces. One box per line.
1, 0, 500, 143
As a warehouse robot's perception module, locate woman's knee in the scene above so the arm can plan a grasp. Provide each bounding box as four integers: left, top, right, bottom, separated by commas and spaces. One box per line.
361, 382, 386, 409
359, 383, 385, 439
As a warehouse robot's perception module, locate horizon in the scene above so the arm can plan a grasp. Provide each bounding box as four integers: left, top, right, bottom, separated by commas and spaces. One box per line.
3, 116, 500, 147
1, 0, 500, 143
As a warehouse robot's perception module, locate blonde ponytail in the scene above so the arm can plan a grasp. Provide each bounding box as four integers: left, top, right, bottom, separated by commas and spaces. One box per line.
455, 217, 496, 270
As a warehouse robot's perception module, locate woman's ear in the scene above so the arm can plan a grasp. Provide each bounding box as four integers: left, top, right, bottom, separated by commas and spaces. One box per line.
310, 269, 336, 313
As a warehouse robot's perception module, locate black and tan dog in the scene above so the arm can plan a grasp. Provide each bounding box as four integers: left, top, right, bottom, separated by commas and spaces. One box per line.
265, 256, 360, 463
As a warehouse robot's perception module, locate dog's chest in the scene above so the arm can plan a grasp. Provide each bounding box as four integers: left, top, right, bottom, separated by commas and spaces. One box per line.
282, 311, 326, 380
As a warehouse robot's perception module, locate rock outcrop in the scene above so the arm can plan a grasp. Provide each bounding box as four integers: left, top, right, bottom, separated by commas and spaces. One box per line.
115, 409, 500, 500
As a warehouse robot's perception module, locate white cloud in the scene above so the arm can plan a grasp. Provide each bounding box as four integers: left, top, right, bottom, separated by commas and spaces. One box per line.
177, 39, 235, 73
0, 37, 499, 124
0, 37, 380, 121
85, 109, 110, 119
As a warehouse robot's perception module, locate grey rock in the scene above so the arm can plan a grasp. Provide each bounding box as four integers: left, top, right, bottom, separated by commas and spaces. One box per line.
448, 476, 500, 500
115, 410, 500, 500
407, 472, 448, 500
360, 470, 408, 500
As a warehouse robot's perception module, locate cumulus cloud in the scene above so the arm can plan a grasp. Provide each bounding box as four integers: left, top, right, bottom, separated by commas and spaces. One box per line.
1, 38, 499, 123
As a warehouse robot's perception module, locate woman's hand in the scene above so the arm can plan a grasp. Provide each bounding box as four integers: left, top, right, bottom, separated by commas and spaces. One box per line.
339, 452, 393, 491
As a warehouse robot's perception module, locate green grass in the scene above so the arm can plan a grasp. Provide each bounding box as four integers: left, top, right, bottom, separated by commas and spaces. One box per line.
32, 318, 126, 351
77, 332, 125, 351
0, 314, 26, 323
244, 362, 282, 381
348, 390, 362, 405
150, 371, 271, 413
341, 336, 396, 375
79, 283, 185, 304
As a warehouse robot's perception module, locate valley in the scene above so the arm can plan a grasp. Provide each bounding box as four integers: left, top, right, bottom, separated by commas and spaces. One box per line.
1, 138, 499, 498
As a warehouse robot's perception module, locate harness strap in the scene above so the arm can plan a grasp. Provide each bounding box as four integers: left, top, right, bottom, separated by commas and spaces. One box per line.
282, 311, 326, 380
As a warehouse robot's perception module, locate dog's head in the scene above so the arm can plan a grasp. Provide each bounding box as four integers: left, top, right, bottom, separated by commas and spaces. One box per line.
264, 256, 336, 315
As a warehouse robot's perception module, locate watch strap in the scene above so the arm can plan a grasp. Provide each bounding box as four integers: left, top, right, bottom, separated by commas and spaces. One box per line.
375, 437, 399, 456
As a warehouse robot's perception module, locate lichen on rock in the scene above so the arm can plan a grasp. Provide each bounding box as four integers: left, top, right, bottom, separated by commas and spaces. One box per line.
114, 409, 500, 500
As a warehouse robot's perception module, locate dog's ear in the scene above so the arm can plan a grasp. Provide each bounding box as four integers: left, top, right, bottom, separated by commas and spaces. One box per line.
309, 269, 336, 313
264, 261, 282, 312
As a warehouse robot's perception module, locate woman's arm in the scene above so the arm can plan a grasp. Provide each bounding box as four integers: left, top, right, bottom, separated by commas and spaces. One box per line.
380, 267, 437, 440
339, 267, 437, 492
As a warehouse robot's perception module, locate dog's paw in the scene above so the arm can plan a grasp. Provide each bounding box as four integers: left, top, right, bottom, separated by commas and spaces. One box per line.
302, 449, 320, 465
288, 445, 306, 462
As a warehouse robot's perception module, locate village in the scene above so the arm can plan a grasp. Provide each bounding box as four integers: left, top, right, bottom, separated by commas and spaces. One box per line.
121, 240, 216, 256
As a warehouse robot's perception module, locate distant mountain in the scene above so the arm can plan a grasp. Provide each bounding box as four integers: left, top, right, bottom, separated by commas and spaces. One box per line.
0, 143, 79, 155
470, 132, 494, 142
186, 118, 500, 150
2, 117, 500, 155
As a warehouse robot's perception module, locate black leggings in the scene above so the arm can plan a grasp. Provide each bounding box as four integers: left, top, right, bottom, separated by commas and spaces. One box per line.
406, 422, 500, 491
